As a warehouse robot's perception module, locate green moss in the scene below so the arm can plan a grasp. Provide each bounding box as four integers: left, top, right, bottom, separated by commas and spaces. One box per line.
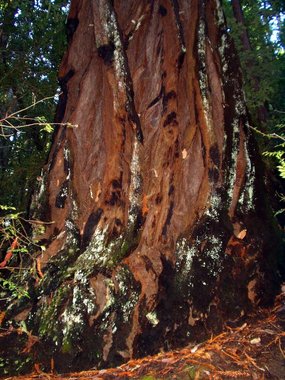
109, 233, 139, 268
39, 246, 79, 295
178, 365, 203, 380
37, 285, 71, 340
73, 221, 140, 275
61, 337, 73, 354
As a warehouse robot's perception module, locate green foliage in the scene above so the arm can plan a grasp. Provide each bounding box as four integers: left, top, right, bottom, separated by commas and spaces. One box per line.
223, 0, 285, 115
263, 141, 285, 179
0, 205, 45, 301
0, 206, 26, 245
139, 365, 203, 380
180, 365, 200, 380
0, 277, 29, 300
0, 0, 69, 212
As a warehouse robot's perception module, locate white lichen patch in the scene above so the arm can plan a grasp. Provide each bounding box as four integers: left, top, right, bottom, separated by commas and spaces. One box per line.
226, 118, 240, 203
235, 96, 247, 117
71, 197, 79, 219
146, 311, 159, 326
61, 282, 97, 347
133, 14, 145, 33
197, 19, 206, 90
63, 146, 71, 180
61, 305, 83, 338
238, 126, 256, 211
114, 268, 139, 322
176, 195, 225, 292
215, 0, 226, 27
64, 219, 79, 253
226, 90, 256, 210
103, 278, 115, 311
215, 4, 230, 72
103, 4, 128, 94
220, 39, 229, 74
201, 234, 224, 277
75, 225, 112, 273
128, 139, 141, 227
197, 19, 215, 139
204, 192, 222, 221
176, 238, 196, 275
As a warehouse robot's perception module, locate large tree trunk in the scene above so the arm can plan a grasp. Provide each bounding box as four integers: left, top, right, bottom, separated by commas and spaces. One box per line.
2, 0, 282, 374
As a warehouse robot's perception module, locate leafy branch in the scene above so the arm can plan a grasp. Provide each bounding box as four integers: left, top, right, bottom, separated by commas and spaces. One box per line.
250, 124, 285, 217
0, 205, 53, 300
249, 124, 285, 143
0, 95, 78, 137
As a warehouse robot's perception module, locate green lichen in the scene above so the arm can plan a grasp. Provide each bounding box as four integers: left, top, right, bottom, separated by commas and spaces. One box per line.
61, 338, 73, 354
37, 285, 71, 341
39, 248, 78, 295
73, 215, 140, 276
29, 202, 141, 366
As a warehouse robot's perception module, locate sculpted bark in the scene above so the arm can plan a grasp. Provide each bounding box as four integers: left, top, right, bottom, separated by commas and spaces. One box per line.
1, 0, 282, 374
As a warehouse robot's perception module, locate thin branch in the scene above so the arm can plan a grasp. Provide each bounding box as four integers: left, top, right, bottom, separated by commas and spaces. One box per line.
0, 94, 57, 121
0, 94, 80, 138
249, 125, 285, 142
0, 122, 76, 129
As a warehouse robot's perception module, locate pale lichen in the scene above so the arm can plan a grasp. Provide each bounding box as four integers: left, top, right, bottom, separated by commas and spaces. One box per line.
197, 18, 211, 128
128, 139, 142, 227
60, 282, 97, 352
175, 238, 196, 277
238, 125, 256, 212
146, 311, 159, 326
37, 285, 71, 346
102, 3, 128, 94
114, 266, 140, 323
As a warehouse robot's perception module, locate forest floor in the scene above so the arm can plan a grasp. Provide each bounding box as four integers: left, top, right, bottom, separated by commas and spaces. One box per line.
3, 291, 285, 380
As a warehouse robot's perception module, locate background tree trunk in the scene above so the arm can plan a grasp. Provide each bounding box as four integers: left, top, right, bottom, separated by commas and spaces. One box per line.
3, 0, 282, 374
231, 0, 268, 124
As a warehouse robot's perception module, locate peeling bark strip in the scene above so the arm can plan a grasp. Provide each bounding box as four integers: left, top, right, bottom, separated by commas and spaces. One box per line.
2, 0, 282, 376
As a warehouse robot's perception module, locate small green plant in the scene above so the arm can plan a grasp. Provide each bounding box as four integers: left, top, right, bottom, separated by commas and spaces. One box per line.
182, 365, 199, 380
0, 278, 29, 300
263, 142, 285, 179
250, 124, 285, 215
0, 204, 48, 301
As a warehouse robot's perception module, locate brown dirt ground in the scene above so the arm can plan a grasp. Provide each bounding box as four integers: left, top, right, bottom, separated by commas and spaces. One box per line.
3, 292, 285, 380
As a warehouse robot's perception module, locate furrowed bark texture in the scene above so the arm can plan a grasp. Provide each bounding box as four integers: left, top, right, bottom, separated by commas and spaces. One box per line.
4, 0, 281, 374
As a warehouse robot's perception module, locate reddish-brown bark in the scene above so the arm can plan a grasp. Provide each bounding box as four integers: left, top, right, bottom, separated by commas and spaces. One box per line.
1, 0, 282, 375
